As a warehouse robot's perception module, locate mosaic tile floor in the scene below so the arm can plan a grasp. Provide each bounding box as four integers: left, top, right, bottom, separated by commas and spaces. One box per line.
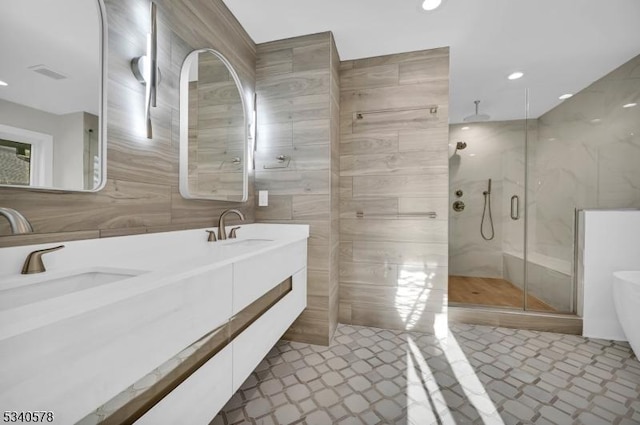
212, 323, 640, 425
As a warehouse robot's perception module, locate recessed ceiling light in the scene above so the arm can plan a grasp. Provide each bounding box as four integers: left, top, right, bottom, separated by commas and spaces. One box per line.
422, 0, 442, 11
508, 72, 524, 80
559, 94, 573, 100
623, 102, 637, 108
469, 153, 476, 157
0, 80, 8, 86
590, 118, 601, 124
461, 126, 470, 131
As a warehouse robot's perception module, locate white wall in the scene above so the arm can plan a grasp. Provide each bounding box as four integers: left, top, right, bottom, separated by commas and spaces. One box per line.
579, 209, 640, 340
0, 98, 88, 189
0, 98, 60, 137
55, 112, 85, 188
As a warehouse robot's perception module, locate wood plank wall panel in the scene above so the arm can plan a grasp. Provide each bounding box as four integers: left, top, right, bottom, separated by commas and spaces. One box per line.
188, 54, 246, 199
339, 47, 450, 332
255, 32, 339, 345
0, 0, 256, 244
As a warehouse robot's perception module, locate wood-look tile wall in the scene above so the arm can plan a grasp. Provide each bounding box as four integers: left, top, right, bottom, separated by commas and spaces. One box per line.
329, 35, 341, 340
339, 48, 450, 332
187, 54, 245, 199
0, 0, 255, 247
254, 32, 340, 345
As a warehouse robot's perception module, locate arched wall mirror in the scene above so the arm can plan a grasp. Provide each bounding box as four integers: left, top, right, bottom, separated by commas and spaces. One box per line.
179, 49, 249, 202
0, 0, 106, 192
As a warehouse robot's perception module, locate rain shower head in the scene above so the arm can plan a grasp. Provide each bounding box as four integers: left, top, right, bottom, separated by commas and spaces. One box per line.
455, 141, 467, 151
463, 100, 490, 122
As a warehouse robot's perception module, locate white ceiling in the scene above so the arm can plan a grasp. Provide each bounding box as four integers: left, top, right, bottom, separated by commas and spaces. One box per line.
0, 0, 101, 116
223, 0, 640, 123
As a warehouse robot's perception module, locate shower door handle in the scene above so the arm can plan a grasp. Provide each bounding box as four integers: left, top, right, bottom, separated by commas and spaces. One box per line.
510, 195, 520, 220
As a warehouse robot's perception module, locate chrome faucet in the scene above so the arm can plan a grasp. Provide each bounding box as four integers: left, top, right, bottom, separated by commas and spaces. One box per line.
0, 207, 33, 234
217, 209, 245, 240
22, 245, 65, 274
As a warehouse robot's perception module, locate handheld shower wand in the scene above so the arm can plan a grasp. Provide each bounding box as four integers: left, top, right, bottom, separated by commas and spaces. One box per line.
483, 178, 492, 195
481, 178, 495, 240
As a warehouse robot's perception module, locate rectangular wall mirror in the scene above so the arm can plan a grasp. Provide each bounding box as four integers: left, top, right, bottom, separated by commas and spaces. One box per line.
0, 0, 106, 192
179, 48, 249, 202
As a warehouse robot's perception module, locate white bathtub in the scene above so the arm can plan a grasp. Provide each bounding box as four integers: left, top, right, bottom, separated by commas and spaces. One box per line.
503, 251, 573, 311
613, 271, 640, 358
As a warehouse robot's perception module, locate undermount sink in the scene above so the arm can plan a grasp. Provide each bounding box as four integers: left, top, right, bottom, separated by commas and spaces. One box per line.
0, 267, 147, 312
221, 238, 274, 247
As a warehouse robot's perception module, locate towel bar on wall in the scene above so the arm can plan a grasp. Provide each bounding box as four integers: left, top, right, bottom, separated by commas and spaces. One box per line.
263, 155, 291, 169
355, 211, 437, 219
355, 105, 439, 120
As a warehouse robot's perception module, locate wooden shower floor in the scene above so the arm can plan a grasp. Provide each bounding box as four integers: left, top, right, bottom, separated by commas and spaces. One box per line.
449, 275, 556, 312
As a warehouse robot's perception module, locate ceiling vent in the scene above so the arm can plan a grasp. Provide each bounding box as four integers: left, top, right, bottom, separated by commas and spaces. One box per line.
28, 64, 68, 80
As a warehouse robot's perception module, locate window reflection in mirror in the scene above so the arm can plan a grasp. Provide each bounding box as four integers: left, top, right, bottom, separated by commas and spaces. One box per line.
0, 140, 31, 186
180, 49, 248, 202
0, 0, 105, 192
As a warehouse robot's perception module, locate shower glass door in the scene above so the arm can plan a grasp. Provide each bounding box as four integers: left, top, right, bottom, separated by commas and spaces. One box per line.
523, 48, 640, 314
525, 89, 572, 313
448, 91, 528, 310
450, 48, 639, 316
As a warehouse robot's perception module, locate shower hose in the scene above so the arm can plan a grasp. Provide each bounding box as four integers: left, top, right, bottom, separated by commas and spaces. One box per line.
481, 185, 495, 241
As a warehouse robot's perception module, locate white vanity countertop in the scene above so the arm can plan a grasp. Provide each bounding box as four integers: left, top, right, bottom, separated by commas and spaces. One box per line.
0, 223, 309, 340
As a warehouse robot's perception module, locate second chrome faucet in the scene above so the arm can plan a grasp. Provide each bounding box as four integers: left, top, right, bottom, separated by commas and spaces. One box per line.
207, 209, 245, 242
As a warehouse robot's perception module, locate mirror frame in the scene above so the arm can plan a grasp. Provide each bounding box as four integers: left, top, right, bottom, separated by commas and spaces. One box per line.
0, 0, 108, 193
178, 48, 249, 202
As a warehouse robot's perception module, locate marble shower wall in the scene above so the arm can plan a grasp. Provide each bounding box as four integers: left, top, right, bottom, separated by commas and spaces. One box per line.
449, 120, 526, 278
0, 0, 256, 245
254, 32, 340, 345
338, 48, 450, 333
531, 53, 640, 263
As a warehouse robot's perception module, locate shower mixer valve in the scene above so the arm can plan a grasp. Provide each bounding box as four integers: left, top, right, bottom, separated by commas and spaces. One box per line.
452, 200, 465, 212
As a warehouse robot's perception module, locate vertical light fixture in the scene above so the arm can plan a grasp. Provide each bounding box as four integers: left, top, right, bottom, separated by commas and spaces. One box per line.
131, 2, 158, 139
250, 93, 257, 170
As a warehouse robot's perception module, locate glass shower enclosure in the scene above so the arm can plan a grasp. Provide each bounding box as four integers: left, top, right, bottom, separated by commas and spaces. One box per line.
448, 92, 537, 311
448, 52, 640, 313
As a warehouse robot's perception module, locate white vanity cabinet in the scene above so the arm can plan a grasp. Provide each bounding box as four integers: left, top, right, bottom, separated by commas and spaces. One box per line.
135, 239, 307, 424
233, 267, 307, 391
0, 265, 234, 425
135, 345, 234, 425
233, 239, 307, 312
0, 223, 309, 425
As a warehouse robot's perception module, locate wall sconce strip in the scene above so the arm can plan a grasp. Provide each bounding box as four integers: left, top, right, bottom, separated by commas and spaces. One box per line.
145, 2, 158, 139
